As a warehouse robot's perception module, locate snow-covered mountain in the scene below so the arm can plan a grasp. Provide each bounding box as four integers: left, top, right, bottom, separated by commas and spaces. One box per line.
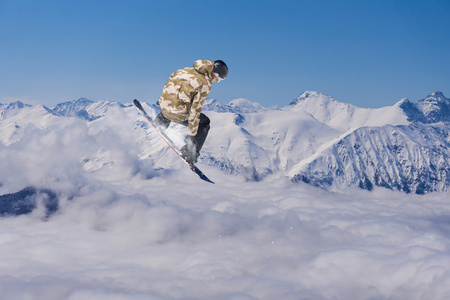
1, 92, 449, 194
203, 91, 450, 193
282, 91, 450, 193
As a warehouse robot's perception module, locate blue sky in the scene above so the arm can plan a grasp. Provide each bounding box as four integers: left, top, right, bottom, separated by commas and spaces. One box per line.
1, 0, 449, 108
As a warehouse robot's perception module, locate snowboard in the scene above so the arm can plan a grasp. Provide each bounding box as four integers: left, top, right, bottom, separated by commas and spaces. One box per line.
133, 99, 214, 184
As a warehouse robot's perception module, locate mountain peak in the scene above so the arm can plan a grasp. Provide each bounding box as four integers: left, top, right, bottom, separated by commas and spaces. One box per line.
52, 98, 93, 109
4, 101, 32, 109
394, 98, 411, 107
299, 91, 322, 98
415, 91, 450, 123
50, 98, 104, 121
202, 98, 226, 112
421, 91, 448, 104
71, 97, 94, 105
289, 91, 334, 106
428, 91, 446, 99
228, 98, 265, 113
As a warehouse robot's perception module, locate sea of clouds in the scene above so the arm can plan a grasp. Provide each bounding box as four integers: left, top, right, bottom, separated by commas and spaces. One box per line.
1, 111, 450, 300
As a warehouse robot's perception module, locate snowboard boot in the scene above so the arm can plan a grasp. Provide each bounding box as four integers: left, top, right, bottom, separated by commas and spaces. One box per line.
154, 112, 171, 131
180, 145, 200, 164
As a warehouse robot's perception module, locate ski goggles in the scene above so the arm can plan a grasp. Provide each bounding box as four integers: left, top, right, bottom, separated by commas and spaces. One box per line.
212, 73, 224, 83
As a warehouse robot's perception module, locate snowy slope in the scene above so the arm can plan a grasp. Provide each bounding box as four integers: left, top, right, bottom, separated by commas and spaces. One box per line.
289, 123, 450, 193
1, 92, 450, 193
202, 109, 341, 180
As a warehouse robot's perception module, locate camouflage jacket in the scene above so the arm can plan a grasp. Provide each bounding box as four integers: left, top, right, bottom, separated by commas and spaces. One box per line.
159, 60, 214, 136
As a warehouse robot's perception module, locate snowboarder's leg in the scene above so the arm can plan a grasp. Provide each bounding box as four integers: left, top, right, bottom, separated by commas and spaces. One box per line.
154, 112, 171, 131
193, 113, 210, 152
179, 114, 210, 164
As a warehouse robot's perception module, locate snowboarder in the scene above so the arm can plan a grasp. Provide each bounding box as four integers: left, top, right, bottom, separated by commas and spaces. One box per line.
154, 59, 228, 164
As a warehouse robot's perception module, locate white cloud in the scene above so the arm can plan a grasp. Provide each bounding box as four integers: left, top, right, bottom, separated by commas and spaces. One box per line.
2, 170, 450, 299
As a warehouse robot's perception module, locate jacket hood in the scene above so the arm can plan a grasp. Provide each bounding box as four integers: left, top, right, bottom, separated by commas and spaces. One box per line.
193, 60, 214, 77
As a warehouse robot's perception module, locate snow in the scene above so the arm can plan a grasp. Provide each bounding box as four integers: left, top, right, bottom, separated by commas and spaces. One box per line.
1, 93, 450, 299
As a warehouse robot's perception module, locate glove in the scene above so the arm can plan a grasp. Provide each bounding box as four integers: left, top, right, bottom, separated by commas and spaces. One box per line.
180, 135, 199, 164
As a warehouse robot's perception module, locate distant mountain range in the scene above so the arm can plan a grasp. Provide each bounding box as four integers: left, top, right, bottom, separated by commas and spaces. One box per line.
1, 91, 449, 194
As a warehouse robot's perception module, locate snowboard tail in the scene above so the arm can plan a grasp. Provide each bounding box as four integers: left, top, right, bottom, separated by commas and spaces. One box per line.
133, 99, 214, 184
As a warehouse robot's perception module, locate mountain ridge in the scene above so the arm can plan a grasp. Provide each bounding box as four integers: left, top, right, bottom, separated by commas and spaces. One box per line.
1, 91, 449, 193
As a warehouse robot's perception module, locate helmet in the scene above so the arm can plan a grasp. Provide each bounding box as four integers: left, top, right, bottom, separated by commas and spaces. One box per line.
213, 60, 228, 82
